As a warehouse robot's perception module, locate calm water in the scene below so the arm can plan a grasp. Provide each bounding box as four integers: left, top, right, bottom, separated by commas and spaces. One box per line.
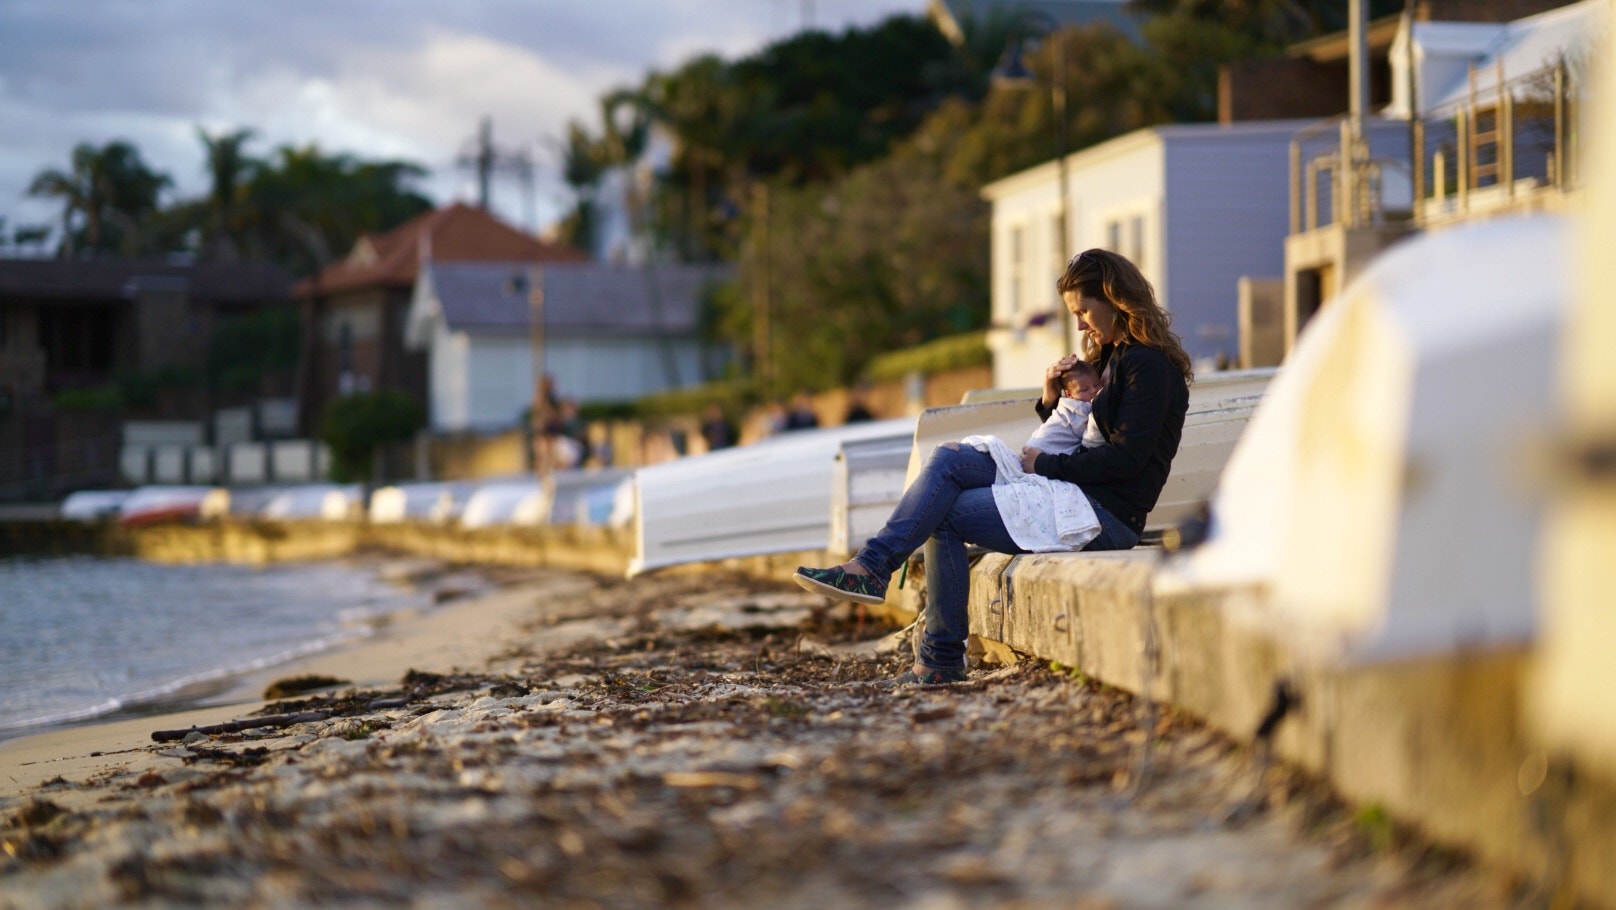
0, 557, 428, 737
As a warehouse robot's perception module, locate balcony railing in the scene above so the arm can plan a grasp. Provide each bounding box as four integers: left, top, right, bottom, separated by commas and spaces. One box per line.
1414, 59, 1580, 219
1289, 115, 1412, 235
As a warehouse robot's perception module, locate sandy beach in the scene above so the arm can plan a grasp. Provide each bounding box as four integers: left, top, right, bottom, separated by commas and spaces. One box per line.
1, 563, 1521, 908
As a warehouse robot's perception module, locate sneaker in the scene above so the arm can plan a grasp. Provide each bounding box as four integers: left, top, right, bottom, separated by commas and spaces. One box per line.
792, 564, 888, 605
893, 664, 968, 686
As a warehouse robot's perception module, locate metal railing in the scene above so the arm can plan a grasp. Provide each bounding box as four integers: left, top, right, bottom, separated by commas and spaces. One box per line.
1414, 59, 1579, 217
1289, 115, 1412, 234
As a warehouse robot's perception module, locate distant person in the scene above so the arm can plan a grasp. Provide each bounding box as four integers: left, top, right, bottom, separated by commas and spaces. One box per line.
555, 398, 590, 467
765, 400, 789, 436
1024, 358, 1107, 455
792, 249, 1191, 686
843, 384, 876, 424
783, 390, 820, 431
700, 403, 735, 451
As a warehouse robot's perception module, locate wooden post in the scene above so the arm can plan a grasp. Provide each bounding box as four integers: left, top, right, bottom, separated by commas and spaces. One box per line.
1413, 119, 1426, 214
1499, 58, 1514, 199
1554, 63, 1566, 189
1457, 108, 1470, 213
1289, 138, 1302, 235
1339, 118, 1356, 229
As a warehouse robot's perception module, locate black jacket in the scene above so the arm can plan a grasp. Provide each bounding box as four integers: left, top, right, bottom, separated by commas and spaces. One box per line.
1031, 342, 1189, 535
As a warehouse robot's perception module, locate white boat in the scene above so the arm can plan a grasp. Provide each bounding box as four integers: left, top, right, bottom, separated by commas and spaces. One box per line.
459, 480, 546, 529
59, 490, 131, 522
368, 482, 474, 524
260, 484, 362, 521
629, 418, 917, 576
117, 485, 212, 527
1161, 214, 1570, 663
827, 433, 917, 557
549, 468, 632, 526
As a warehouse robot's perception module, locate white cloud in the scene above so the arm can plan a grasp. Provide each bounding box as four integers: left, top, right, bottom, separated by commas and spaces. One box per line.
0, 0, 925, 244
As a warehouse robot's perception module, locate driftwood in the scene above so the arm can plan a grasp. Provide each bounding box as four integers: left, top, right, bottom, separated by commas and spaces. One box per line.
151, 711, 330, 743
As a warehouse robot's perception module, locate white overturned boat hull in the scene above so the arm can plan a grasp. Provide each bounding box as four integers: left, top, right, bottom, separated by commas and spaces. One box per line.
59, 490, 131, 522
260, 484, 362, 521
629, 418, 916, 576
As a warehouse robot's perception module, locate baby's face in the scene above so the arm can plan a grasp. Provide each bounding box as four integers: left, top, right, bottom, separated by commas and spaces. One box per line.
1063, 373, 1101, 403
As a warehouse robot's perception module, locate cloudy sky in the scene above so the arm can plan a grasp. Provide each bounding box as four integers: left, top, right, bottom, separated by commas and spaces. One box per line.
0, 0, 923, 246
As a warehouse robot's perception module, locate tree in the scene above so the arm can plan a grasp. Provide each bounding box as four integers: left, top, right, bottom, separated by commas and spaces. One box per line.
725, 120, 993, 395
320, 390, 424, 484
197, 126, 260, 260
27, 140, 171, 257
555, 121, 608, 253
240, 144, 433, 275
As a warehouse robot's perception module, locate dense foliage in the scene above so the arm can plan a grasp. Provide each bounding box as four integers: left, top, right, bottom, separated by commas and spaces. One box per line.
320, 390, 426, 484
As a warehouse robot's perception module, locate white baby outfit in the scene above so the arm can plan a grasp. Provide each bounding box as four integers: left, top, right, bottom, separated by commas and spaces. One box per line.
1024, 397, 1106, 454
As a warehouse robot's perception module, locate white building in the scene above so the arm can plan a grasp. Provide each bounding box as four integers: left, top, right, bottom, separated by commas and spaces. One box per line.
405, 260, 728, 432
982, 120, 1315, 389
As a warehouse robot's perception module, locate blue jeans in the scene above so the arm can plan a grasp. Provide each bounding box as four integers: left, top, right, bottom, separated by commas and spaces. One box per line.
854, 443, 1140, 671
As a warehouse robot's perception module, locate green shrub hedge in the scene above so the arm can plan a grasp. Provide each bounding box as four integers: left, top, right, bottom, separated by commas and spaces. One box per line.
862, 330, 989, 383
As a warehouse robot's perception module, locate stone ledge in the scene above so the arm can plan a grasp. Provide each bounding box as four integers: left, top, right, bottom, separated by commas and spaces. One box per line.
964, 550, 1616, 908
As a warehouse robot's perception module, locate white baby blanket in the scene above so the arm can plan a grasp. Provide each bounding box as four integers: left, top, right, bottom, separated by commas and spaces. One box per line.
959, 435, 1101, 552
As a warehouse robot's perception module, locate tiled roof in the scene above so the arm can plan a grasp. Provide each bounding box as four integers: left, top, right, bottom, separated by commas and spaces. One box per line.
426, 260, 731, 337
298, 203, 587, 298
0, 258, 293, 305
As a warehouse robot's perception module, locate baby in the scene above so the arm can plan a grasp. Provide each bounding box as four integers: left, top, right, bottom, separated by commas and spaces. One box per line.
1025, 359, 1107, 455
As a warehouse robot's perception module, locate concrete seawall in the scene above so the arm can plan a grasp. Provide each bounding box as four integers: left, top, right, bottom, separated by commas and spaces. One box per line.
957, 550, 1616, 909
0, 519, 633, 578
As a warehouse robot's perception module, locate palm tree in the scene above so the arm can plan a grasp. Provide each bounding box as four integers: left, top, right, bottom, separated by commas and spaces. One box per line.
198, 127, 259, 260
27, 140, 170, 257
555, 120, 608, 254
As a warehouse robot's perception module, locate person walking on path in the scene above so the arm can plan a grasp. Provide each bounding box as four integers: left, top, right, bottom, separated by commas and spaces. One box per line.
793, 249, 1192, 685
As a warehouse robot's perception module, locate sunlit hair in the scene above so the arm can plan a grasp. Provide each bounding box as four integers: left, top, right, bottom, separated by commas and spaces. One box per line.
1057, 249, 1193, 381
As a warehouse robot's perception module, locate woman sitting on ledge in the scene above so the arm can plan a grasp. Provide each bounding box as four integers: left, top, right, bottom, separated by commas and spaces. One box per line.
794, 248, 1193, 685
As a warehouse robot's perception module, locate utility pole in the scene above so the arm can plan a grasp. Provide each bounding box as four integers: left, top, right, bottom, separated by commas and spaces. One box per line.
751, 183, 773, 400
456, 117, 537, 231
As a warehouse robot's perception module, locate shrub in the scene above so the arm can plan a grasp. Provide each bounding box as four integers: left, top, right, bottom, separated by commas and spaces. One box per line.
862, 330, 990, 383
320, 390, 425, 483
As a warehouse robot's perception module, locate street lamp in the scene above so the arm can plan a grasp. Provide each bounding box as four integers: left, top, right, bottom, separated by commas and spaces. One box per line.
993, 14, 1072, 343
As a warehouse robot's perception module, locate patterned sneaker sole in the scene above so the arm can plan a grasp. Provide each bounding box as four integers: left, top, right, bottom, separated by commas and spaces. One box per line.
792, 571, 887, 605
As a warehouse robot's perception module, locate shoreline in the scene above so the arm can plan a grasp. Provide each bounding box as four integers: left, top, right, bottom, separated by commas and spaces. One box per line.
0, 562, 551, 800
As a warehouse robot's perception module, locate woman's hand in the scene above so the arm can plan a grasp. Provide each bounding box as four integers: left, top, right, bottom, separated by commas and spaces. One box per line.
1041, 354, 1080, 407
1020, 446, 1041, 474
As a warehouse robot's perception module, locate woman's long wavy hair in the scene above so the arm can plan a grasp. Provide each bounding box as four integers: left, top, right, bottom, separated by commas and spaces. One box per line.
1056, 248, 1194, 381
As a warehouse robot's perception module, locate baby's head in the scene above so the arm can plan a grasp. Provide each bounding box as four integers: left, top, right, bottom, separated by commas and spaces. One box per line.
1060, 359, 1102, 403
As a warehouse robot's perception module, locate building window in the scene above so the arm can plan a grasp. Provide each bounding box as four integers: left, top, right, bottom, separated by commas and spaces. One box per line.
338, 322, 353, 373
1104, 215, 1148, 271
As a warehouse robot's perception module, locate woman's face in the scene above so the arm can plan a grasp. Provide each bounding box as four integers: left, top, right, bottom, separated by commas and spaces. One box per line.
1063, 292, 1124, 346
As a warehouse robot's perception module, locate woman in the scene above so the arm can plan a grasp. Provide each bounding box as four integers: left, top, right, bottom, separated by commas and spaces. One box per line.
794, 249, 1193, 684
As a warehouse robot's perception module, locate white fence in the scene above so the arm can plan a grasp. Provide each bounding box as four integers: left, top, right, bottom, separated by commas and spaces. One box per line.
120, 439, 331, 485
